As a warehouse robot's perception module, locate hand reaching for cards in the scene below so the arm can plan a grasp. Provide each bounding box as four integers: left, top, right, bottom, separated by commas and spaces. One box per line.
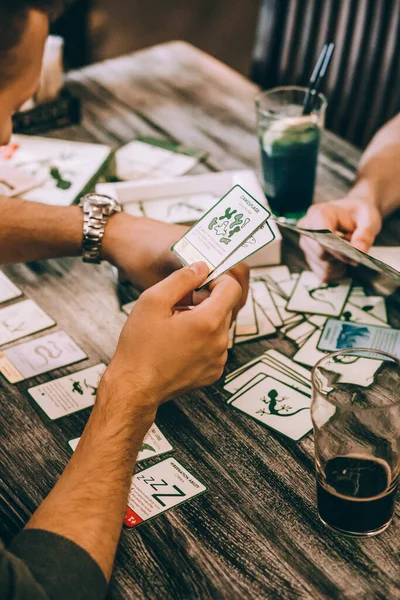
298, 196, 382, 281
105, 261, 241, 409
102, 214, 249, 319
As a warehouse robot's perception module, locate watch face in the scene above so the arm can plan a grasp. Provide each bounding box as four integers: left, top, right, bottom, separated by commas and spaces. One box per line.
81, 193, 121, 211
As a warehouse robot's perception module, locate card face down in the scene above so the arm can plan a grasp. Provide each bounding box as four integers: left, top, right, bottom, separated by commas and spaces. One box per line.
172, 185, 271, 272
286, 271, 352, 316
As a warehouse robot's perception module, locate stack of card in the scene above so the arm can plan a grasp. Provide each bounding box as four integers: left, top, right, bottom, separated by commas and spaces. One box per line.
225, 265, 392, 440
172, 184, 276, 287
224, 349, 312, 441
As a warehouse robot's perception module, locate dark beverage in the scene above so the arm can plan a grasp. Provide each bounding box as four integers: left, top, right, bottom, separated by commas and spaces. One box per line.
317, 455, 398, 535
259, 120, 320, 221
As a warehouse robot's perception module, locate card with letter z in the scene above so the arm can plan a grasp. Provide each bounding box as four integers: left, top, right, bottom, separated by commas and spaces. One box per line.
172, 185, 271, 274
124, 457, 207, 528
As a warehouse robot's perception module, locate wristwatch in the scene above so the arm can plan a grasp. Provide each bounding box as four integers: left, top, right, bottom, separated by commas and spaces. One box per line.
79, 193, 122, 264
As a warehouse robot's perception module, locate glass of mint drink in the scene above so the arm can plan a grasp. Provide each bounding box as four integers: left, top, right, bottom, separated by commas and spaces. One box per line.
256, 86, 327, 223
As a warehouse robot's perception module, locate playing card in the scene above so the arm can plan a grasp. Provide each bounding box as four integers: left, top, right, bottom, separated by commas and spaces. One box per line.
250, 265, 291, 285
69, 424, 174, 462
235, 290, 258, 336
284, 319, 316, 342
0, 163, 41, 197
293, 329, 326, 367
318, 319, 400, 358
224, 356, 311, 396
262, 349, 312, 390
279, 222, 400, 281
0, 331, 87, 383
121, 301, 137, 315
250, 281, 282, 327
286, 271, 352, 316
200, 221, 276, 288
230, 376, 312, 441
226, 373, 268, 404
139, 193, 218, 224
124, 457, 207, 528
115, 139, 202, 181
346, 296, 387, 323
0, 272, 22, 304
234, 301, 276, 344
0, 299, 55, 346
341, 302, 390, 328
349, 286, 366, 297
28, 363, 106, 420
172, 185, 271, 272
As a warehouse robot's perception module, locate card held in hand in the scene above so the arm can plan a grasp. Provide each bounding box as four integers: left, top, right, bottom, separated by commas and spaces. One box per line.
172, 185, 271, 275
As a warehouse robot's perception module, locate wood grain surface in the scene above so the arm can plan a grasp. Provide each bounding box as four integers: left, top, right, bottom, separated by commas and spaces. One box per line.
0, 42, 399, 600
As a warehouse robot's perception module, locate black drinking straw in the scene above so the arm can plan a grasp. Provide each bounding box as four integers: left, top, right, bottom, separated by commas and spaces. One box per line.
303, 43, 335, 115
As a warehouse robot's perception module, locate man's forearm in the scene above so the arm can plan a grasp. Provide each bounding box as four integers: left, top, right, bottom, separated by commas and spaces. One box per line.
352, 113, 400, 218
0, 196, 82, 265
24, 370, 156, 581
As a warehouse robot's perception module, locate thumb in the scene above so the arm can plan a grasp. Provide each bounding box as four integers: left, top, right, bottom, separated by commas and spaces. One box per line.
152, 261, 209, 308
350, 208, 381, 254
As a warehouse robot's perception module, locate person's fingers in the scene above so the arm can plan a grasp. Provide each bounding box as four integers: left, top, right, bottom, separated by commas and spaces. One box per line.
229, 262, 250, 310
194, 274, 242, 322
350, 207, 381, 254
143, 261, 209, 309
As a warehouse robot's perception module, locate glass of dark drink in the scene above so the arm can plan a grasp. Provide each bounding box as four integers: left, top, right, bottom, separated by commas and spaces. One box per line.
255, 86, 327, 223
311, 349, 400, 537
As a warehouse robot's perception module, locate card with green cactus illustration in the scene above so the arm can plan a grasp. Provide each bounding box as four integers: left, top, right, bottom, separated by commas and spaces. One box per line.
172, 185, 271, 273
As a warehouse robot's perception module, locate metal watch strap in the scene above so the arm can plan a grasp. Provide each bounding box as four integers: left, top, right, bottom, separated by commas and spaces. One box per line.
81, 194, 121, 264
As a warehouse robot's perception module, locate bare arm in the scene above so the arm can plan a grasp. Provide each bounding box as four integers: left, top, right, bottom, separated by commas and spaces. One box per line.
299, 113, 400, 279
355, 112, 400, 217
25, 371, 154, 580
0, 197, 83, 265
19, 265, 242, 582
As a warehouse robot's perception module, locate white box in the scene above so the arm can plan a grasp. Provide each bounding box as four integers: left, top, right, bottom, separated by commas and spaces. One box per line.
96, 170, 281, 267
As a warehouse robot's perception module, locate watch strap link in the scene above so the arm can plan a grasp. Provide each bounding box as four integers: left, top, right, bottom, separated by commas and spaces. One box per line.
82, 203, 110, 264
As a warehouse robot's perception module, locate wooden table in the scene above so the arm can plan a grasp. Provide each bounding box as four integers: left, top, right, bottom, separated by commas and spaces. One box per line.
1, 42, 399, 600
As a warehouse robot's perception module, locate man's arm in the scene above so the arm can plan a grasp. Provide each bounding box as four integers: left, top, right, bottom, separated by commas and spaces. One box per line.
0, 195, 249, 314
4, 263, 242, 597
298, 113, 400, 280
0, 197, 82, 264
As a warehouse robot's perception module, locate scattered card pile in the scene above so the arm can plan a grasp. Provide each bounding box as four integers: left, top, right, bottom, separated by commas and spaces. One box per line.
225, 265, 390, 441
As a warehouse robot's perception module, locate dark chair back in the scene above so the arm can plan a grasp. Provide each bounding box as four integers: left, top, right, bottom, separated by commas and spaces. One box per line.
251, 0, 400, 147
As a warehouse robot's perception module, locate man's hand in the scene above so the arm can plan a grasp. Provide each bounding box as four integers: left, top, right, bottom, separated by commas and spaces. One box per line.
298, 196, 382, 281
102, 213, 249, 318
105, 261, 242, 408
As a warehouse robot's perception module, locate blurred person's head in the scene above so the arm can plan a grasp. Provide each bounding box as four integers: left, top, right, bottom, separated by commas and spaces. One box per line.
0, 1, 61, 145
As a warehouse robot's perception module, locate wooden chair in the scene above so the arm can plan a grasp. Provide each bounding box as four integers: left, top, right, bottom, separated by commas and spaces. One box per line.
251, 0, 400, 147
